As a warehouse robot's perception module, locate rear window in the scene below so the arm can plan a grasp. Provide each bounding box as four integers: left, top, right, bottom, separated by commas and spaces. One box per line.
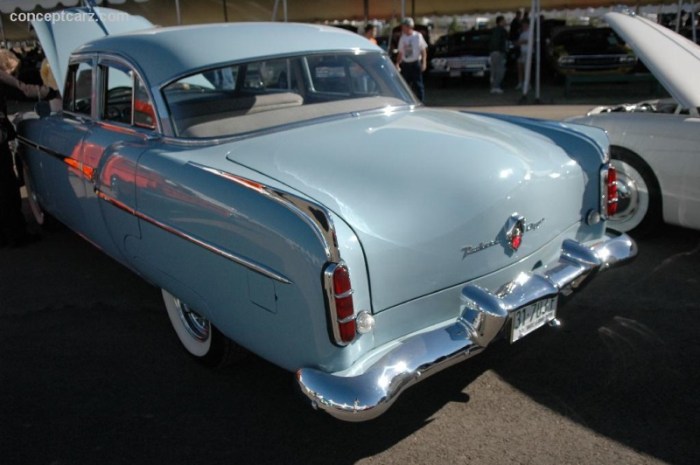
162, 52, 415, 139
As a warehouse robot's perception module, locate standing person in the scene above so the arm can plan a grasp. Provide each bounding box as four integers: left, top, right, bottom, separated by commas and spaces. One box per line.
396, 17, 427, 102
489, 15, 508, 94
1, 65, 51, 247
516, 18, 531, 90
509, 10, 523, 43
364, 24, 378, 45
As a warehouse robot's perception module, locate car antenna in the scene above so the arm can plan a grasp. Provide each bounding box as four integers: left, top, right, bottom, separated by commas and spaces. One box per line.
82, 0, 110, 36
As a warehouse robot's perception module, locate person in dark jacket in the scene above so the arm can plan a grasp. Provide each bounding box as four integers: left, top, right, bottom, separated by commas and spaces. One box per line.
1, 67, 52, 247
509, 10, 523, 42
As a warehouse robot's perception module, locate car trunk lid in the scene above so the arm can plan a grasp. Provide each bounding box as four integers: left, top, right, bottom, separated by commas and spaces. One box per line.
226, 109, 588, 311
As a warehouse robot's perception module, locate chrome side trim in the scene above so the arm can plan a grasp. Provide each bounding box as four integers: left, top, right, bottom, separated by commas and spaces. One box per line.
189, 162, 340, 262
18, 135, 96, 181
95, 189, 292, 285
297, 231, 637, 422
16, 135, 68, 162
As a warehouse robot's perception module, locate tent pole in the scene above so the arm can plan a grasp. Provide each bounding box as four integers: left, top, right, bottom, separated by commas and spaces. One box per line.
272, 0, 278, 21
223, 0, 228, 22
535, 0, 541, 102
283, 0, 288, 22
401, 0, 405, 18
692, 1, 697, 43
522, 0, 536, 100
0, 15, 5, 44
175, 0, 181, 25
677, 0, 683, 32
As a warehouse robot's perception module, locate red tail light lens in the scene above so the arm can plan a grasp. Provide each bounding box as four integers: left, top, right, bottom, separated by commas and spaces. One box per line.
607, 165, 619, 217
324, 263, 356, 345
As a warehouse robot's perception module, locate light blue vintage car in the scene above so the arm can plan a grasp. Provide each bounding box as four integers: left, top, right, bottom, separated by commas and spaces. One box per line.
16, 7, 636, 421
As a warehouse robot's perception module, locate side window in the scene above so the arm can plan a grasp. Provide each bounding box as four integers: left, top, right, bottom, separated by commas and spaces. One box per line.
101, 63, 156, 130
63, 61, 93, 116
103, 64, 133, 125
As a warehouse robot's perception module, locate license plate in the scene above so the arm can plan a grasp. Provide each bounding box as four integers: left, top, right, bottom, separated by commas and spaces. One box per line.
510, 297, 558, 343
449, 69, 461, 77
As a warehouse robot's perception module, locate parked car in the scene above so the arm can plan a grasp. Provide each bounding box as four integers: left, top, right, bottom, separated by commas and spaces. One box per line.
568, 12, 700, 235
17, 7, 636, 422
430, 29, 492, 79
548, 26, 637, 75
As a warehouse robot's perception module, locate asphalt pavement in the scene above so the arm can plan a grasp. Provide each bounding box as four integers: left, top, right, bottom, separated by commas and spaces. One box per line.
1, 99, 698, 465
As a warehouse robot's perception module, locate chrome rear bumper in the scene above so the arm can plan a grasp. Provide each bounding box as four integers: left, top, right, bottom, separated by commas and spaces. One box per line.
297, 231, 636, 422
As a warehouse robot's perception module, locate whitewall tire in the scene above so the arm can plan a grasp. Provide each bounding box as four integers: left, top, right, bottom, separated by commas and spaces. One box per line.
162, 289, 245, 367
608, 146, 662, 236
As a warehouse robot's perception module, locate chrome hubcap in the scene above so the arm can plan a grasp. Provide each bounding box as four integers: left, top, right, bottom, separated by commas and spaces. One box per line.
174, 298, 210, 341
614, 173, 639, 221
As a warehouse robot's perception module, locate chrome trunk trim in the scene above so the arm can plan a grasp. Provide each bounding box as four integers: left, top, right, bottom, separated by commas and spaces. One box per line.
189, 162, 341, 262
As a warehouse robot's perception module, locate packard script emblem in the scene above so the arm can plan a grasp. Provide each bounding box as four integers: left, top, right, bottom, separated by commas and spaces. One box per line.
461, 214, 545, 258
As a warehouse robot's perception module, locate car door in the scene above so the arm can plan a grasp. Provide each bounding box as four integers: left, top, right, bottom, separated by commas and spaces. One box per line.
79, 57, 161, 264
36, 57, 95, 231
634, 114, 700, 229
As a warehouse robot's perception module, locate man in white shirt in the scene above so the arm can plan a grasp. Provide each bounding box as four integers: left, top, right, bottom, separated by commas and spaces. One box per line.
396, 17, 427, 101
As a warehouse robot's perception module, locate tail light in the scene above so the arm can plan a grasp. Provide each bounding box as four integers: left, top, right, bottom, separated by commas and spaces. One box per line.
605, 164, 619, 217
323, 262, 356, 345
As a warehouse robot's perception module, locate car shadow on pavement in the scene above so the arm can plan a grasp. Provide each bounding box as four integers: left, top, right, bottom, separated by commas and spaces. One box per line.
1, 214, 698, 465
490, 226, 700, 465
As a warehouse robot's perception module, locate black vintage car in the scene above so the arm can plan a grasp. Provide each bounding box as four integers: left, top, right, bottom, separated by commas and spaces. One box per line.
548, 26, 637, 75
430, 29, 492, 79
430, 28, 517, 81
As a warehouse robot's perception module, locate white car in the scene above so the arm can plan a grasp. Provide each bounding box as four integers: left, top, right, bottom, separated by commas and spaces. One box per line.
569, 12, 700, 235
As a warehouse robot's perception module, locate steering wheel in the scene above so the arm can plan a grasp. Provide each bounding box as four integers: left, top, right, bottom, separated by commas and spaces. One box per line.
107, 86, 132, 103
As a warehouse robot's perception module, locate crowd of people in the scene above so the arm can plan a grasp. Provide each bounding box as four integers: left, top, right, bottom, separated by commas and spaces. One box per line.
489, 10, 534, 94
386, 10, 535, 100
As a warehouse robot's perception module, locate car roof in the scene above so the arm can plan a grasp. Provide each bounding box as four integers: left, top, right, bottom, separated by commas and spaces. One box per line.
76, 22, 381, 87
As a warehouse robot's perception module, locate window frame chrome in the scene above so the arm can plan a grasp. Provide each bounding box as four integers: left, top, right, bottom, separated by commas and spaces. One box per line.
95, 53, 162, 135
62, 55, 98, 122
